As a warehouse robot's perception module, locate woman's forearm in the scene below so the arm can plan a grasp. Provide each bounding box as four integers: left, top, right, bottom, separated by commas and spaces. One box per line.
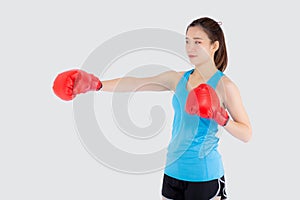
224, 120, 252, 143
101, 77, 139, 92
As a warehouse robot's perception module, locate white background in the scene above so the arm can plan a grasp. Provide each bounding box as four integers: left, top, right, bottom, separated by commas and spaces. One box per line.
1, 0, 300, 199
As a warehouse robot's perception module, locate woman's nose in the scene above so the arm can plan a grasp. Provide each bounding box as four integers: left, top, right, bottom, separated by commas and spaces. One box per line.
186, 43, 196, 51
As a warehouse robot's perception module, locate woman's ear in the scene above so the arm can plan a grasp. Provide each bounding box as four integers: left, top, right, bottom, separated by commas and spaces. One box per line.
212, 41, 219, 52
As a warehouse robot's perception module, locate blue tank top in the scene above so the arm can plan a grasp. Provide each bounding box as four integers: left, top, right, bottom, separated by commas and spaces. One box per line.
164, 68, 225, 182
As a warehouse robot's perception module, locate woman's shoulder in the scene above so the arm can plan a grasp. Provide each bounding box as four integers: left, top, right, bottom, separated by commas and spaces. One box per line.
177, 70, 192, 76
219, 75, 239, 91
178, 71, 185, 76
164, 70, 186, 79
217, 74, 241, 102
163, 70, 187, 91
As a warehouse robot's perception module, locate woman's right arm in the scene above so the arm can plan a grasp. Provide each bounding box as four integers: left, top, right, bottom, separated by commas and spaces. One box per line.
101, 70, 178, 92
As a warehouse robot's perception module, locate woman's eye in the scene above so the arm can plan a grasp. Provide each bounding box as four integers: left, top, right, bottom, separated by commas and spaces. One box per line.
185, 40, 201, 44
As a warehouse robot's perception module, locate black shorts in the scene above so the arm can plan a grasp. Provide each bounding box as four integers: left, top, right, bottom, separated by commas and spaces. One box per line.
162, 174, 227, 200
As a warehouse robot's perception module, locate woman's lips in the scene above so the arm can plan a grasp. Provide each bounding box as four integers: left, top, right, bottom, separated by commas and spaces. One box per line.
188, 55, 197, 58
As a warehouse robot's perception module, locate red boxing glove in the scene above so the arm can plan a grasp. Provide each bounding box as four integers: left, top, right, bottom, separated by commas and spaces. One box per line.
52, 69, 102, 101
185, 83, 229, 126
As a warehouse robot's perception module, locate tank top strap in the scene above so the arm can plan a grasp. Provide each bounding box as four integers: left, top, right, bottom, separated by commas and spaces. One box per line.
178, 69, 194, 88
206, 70, 224, 89
184, 69, 194, 80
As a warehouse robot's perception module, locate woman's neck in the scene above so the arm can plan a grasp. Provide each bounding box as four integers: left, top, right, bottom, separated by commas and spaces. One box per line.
192, 62, 218, 81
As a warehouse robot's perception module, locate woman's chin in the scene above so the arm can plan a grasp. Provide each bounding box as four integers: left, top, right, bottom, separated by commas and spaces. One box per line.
189, 61, 200, 66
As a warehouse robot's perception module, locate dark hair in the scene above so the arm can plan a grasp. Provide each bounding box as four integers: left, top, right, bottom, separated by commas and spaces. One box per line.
186, 17, 228, 72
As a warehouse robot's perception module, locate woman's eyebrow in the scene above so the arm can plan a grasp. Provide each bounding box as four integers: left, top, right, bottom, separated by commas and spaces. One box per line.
185, 37, 203, 40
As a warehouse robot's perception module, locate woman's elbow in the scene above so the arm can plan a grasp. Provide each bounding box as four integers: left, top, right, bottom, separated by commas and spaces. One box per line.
242, 126, 252, 143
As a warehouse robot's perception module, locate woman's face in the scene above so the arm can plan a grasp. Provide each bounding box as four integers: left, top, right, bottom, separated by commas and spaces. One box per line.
185, 26, 218, 67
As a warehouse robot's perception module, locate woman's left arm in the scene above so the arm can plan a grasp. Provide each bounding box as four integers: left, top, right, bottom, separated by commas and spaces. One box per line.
221, 78, 252, 142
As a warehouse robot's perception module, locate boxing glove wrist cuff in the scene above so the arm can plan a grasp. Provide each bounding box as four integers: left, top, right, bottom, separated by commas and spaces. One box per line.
97, 83, 103, 91
223, 117, 230, 127
96, 80, 103, 91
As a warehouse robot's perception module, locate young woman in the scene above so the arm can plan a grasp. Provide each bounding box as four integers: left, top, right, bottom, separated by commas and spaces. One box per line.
53, 17, 252, 200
